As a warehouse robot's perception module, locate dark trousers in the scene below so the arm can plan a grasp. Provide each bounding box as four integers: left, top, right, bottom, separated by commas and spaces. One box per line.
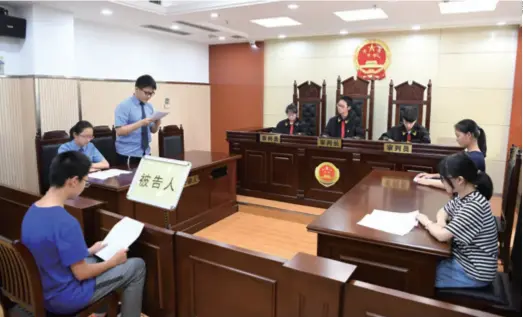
116, 153, 144, 168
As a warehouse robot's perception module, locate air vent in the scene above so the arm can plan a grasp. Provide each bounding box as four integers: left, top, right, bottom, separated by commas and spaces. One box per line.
149, 0, 161, 5
142, 25, 190, 35
231, 35, 245, 39
176, 21, 219, 32
208, 34, 218, 38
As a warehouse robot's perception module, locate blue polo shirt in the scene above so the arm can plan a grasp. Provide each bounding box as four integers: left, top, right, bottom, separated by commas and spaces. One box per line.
467, 150, 486, 172
58, 140, 105, 163
21, 205, 95, 314
114, 95, 155, 157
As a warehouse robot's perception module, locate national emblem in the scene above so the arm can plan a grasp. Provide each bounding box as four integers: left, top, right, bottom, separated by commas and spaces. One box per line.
354, 39, 391, 80
314, 162, 340, 188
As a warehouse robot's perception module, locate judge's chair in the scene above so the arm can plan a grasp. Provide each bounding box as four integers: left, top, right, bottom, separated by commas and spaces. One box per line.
159, 125, 184, 158
336, 76, 375, 139
387, 80, 432, 131
293, 80, 327, 136
35, 130, 70, 195
92, 125, 117, 166
0, 237, 119, 317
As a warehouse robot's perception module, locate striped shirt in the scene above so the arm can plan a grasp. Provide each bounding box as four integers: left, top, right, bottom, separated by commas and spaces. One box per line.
444, 191, 498, 282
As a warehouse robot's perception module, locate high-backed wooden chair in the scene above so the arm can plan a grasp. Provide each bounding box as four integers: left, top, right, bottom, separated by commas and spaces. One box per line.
159, 125, 184, 158
498, 145, 522, 272
0, 237, 119, 317
387, 80, 432, 131
35, 131, 70, 195
92, 125, 117, 166
293, 80, 327, 136
42, 130, 68, 140
336, 76, 375, 139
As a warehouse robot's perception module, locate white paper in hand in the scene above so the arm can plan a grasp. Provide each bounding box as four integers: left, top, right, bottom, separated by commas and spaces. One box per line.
96, 217, 144, 261
150, 111, 169, 121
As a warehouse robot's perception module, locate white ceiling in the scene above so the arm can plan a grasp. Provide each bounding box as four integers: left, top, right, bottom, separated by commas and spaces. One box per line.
8, 0, 523, 44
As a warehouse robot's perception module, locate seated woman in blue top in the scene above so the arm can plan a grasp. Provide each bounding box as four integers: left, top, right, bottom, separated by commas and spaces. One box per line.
58, 121, 109, 172
416, 152, 498, 288
414, 119, 487, 189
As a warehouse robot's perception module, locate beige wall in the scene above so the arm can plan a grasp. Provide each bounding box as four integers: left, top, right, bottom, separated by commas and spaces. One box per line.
264, 26, 519, 193
0, 77, 210, 194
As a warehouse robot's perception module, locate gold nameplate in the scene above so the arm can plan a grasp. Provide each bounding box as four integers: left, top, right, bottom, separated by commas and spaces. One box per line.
260, 133, 281, 144
317, 138, 342, 148
383, 142, 412, 154
381, 177, 411, 191
184, 175, 200, 188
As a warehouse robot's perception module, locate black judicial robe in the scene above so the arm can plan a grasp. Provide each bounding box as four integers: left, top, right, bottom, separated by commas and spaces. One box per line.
273, 119, 308, 135
323, 111, 364, 138
379, 123, 431, 144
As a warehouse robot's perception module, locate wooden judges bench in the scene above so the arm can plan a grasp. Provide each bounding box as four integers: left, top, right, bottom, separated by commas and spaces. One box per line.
82, 151, 240, 232
227, 128, 462, 208
0, 184, 501, 317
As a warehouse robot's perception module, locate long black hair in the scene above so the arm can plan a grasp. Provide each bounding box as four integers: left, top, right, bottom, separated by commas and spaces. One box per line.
439, 152, 493, 200
70, 120, 94, 140
455, 119, 487, 157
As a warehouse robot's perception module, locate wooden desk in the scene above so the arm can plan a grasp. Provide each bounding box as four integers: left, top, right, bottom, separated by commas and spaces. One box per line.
227, 130, 461, 208
307, 170, 451, 298
83, 151, 241, 232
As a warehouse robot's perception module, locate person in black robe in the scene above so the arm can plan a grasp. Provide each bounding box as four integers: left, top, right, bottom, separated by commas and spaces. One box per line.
322, 96, 364, 139
273, 104, 308, 135
379, 106, 431, 143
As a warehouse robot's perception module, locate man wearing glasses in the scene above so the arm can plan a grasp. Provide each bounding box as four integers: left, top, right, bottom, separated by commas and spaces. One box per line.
114, 75, 161, 166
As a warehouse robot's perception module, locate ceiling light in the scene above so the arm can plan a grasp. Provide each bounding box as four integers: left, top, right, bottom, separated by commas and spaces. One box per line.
288, 4, 299, 10
218, 36, 225, 41
412, 25, 421, 31
101, 9, 113, 16
278, 34, 286, 39
340, 29, 348, 35
439, 0, 498, 14
210, 12, 219, 18
497, 21, 506, 26
334, 7, 388, 22
170, 24, 180, 30
250, 17, 301, 28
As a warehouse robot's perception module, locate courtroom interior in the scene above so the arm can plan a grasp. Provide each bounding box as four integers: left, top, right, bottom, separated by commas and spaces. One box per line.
0, 1, 521, 316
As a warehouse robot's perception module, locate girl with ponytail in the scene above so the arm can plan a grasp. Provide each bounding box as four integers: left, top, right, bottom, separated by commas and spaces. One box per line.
415, 119, 487, 189
58, 121, 110, 171
417, 152, 498, 288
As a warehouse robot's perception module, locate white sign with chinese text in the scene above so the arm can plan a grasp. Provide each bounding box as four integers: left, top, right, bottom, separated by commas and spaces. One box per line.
126, 156, 192, 210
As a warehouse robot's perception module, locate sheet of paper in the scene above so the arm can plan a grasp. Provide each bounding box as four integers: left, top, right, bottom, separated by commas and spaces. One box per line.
150, 111, 169, 121
96, 217, 145, 261
89, 169, 132, 180
357, 210, 419, 236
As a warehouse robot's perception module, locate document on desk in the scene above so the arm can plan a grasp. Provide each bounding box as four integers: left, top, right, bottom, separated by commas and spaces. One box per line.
96, 217, 144, 261
358, 210, 419, 236
89, 169, 132, 180
150, 111, 169, 121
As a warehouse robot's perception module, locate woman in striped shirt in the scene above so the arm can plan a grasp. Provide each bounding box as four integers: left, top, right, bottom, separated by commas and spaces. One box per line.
416, 152, 498, 288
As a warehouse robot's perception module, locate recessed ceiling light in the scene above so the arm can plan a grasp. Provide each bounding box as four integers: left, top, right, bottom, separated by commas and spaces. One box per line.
101, 9, 113, 16
288, 4, 299, 10
210, 12, 219, 18
497, 21, 506, 26
340, 29, 348, 35
439, 0, 498, 14
412, 25, 421, 31
334, 8, 388, 22
250, 17, 301, 28
170, 24, 180, 30
278, 34, 286, 39
218, 36, 226, 41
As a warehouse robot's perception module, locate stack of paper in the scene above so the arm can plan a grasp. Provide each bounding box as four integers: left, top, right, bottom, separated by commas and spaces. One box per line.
89, 169, 132, 180
358, 210, 419, 236
96, 217, 145, 261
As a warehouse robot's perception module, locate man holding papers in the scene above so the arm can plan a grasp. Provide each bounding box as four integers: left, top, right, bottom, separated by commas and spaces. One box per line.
21, 151, 145, 316
115, 74, 167, 166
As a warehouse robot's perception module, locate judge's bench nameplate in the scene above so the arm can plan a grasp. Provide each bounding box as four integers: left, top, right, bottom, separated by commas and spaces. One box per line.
383, 142, 412, 154
260, 133, 281, 144
317, 138, 342, 149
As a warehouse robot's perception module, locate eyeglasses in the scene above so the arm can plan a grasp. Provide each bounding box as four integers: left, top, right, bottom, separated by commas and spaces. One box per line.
78, 134, 94, 140
141, 89, 155, 97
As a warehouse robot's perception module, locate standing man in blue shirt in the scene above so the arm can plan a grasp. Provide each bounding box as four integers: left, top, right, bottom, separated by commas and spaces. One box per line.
21, 151, 145, 316
115, 75, 161, 166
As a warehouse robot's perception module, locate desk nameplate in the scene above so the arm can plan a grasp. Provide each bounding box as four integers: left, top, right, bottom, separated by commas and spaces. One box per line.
184, 175, 200, 188
317, 138, 342, 149
260, 133, 281, 144
383, 142, 412, 154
